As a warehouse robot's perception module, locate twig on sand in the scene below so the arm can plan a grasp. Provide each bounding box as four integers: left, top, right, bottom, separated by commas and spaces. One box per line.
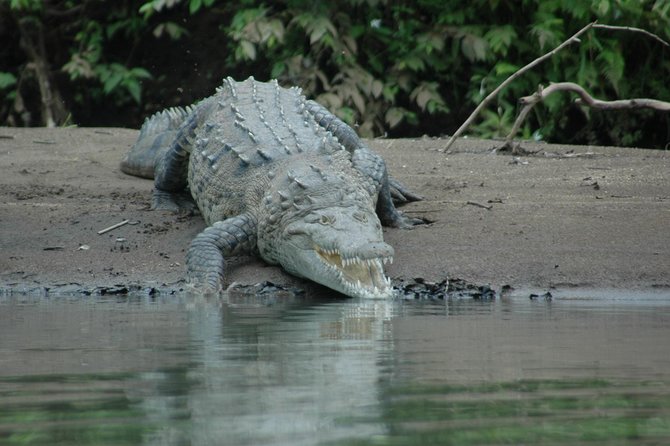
98, 219, 129, 235
466, 201, 492, 210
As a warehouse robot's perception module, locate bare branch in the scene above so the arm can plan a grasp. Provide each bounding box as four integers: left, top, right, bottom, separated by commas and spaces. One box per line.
442, 21, 669, 153
441, 22, 597, 152
592, 24, 670, 48
503, 82, 670, 147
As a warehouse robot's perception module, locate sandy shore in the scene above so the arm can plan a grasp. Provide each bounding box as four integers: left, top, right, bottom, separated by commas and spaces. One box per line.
1, 127, 668, 295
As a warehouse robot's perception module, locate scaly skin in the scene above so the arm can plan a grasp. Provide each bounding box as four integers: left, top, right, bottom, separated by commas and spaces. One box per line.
121, 77, 422, 298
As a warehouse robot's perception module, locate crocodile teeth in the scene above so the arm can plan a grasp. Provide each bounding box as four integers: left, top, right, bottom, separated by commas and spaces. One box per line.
314, 246, 392, 298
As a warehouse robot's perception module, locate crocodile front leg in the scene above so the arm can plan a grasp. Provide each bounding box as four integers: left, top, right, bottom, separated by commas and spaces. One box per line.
186, 213, 258, 293
305, 100, 422, 205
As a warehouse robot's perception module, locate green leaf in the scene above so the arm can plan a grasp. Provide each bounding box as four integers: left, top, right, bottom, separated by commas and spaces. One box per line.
399, 54, 425, 72
410, 82, 448, 113
597, 48, 625, 93
271, 62, 286, 79
461, 33, 488, 62
130, 67, 152, 79
336, 106, 356, 126
530, 17, 564, 50
385, 107, 405, 128
382, 84, 398, 102
153, 22, 188, 39
308, 16, 338, 44
316, 92, 343, 110
9, 0, 42, 12
0, 72, 17, 89
139, 2, 156, 17
595, 0, 611, 17
126, 81, 142, 104
189, 0, 202, 15
371, 80, 383, 99
485, 25, 517, 55
349, 88, 366, 114
493, 62, 519, 76
239, 40, 256, 60
103, 72, 123, 94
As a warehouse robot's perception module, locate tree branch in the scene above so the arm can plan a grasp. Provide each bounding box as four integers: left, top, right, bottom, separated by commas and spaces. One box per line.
502, 82, 670, 148
442, 22, 670, 152
16, 17, 69, 127
441, 21, 597, 152
592, 24, 670, 48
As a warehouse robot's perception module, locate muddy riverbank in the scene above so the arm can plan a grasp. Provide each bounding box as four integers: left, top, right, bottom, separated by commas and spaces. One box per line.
1, 127, 668, 296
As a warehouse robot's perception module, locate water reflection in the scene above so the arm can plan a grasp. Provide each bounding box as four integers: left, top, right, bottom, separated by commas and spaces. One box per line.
174, 294, 401, 445
0, 292, 669, 445
0, 293, 404, 445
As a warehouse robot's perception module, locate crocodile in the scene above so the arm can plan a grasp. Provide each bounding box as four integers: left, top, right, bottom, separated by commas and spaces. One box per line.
121, 77, 422, 298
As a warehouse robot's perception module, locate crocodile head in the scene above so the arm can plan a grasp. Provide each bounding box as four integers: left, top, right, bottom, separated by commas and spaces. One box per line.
275, 206, 394, 299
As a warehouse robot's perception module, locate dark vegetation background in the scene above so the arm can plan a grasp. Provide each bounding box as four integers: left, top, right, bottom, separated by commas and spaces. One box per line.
1, 0, 669, 148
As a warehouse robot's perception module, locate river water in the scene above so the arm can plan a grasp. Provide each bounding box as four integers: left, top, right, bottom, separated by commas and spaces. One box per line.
1, 289, 669, 445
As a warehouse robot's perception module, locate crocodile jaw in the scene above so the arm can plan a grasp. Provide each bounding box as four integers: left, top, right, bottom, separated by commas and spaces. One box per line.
313, 246, 393, 299
266, 205, 395, 299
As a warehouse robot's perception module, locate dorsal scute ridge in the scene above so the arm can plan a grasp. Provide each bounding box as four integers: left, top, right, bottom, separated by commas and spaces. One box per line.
230, 103, 245, 122
207, 77, 353, 167
272, 79, 292, 154
257, 148, 272, 161
250, 75, 287, 155
134, 106, 193, 150
224, 76, 238, 99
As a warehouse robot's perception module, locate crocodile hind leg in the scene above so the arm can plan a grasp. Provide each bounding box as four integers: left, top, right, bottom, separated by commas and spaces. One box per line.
152, 99, 217, 213
151, 109, 199, 212
388, 177, 423, 204
186, 213, 258, 293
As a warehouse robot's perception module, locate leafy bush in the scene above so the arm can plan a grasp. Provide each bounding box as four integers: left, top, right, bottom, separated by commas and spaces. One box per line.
1, 0, 668, 147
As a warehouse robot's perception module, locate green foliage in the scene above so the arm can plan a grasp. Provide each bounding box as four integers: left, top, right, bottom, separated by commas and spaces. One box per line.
1, 0, 668, 147
202, 0, 670, 143
60, 16, 152, 105
139, 0, 214, 17
0, 72, 17, 90
3, 0, 155, 123
8, 0, 42, 11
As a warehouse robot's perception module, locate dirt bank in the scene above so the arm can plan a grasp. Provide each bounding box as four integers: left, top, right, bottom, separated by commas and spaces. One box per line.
1, 127, 668, 296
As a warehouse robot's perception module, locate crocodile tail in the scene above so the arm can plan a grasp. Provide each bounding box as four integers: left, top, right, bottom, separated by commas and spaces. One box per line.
120, 106, 193, 178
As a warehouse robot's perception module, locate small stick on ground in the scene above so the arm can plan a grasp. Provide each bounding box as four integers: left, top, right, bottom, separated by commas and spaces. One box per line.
467, 201, 493, 210
98, 219, 130, 235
